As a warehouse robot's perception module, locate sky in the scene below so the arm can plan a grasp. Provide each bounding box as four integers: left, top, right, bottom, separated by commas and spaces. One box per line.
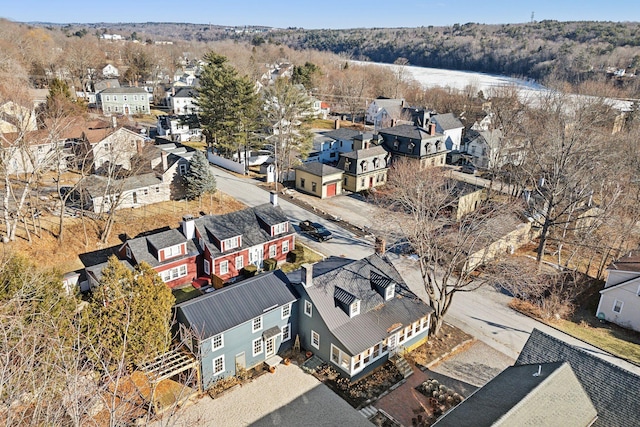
2, 0, 639, 29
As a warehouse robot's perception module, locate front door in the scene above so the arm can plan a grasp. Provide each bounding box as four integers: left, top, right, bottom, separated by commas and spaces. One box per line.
249, 245, 264, 268
265, 337, 276, 358
387, 334, 398, 355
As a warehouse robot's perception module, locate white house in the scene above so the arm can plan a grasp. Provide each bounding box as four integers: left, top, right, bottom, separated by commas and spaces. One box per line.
170, 87, 199, 114
430, 113, 464, 152
596, 251, 640, 332
365, 98, 405, 129
102, 64, 120, 78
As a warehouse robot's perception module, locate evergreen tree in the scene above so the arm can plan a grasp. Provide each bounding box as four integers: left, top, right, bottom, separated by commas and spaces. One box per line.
184, 150, 217, 200
292, 62, 320, 90
82, 256, 175, 373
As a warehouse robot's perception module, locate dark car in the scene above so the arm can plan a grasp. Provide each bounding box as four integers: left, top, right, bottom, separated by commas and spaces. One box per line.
460, 163, 477, 175
299, 220, 333, 241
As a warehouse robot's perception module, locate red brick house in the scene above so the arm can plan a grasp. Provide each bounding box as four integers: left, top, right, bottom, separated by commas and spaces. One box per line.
88, 194, 294, 289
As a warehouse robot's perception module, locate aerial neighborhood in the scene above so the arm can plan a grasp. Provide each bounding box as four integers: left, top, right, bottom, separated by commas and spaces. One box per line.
1, 15, 640, 427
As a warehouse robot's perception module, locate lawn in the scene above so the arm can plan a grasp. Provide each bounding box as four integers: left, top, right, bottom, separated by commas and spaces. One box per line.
172, 285, 202, 304
280, 243, 324, 273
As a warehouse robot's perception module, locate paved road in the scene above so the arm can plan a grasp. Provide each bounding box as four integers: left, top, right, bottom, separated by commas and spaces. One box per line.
208, 165, 374, 260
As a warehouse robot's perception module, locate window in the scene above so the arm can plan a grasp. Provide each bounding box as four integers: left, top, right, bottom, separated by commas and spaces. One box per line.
164, 244, 182, 259
133, 95, 138, 101
311, 330, 320, 349
361, 161, 368, 172
385, 284, 395, 300
212, 334, 223, 350
344, 177, 347, 185
331, 344, 340, 364
273, 222, 288, 235
123, 95, 127, 101
235, 255, 244, 271
113, 95, 117, 101
304, 300, 313, 317
282, 240, 289, 254
282, 323, 291, 341
312, 182, 317, 193
125, 246, 132, 259
223, 236, 241, 251
213, 355, 224, 376
105, 95, 110, 102
269, 245, 277, 258
204, 259, 210, 275
252, 316, 262, 333
350, 300, 360, 317
421, 316, 429, 331
252, 337, 263, 356
613, 300, 623, 313
282, 303, 291, 318
161, 265, 188, 282
219, 260, 229, 275
179, 163, 188, 175
155, 186, 161, 193
300, 178, 305, 189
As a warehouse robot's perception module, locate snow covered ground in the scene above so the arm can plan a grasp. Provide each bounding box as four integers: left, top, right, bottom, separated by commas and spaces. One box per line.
353, 60, 634, 112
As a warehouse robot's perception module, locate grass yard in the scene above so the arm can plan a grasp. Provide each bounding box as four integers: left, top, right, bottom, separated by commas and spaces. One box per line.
280, 243, 324, 273
172, 285, 202, 304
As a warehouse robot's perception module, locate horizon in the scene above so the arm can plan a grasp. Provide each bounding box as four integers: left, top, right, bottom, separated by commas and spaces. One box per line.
3, 0, 639, 30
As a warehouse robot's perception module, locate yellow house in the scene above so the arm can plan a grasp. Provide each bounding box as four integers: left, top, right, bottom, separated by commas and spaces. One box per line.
337, 145, 390, 193
295, 162, 343, 198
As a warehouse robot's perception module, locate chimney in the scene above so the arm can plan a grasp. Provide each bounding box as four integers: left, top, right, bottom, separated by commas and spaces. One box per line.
270, 191, 278, 207
182, 214, 195, 239
391, 118, 397, 127
136, 139, 144, 154
334, 119, 340, 130
375, 236, 386, 255
301, 263, 313, 287
401, 99, 406, 108
161, 151, 168, 171
111, 115, 117, 129
428, 122, 436, 136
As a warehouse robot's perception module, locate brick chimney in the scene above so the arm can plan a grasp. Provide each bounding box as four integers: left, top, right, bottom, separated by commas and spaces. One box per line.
161, 151, 168, 171
375, 236, 386, 255
428, 122, 436, 136
334, 119, 340, 130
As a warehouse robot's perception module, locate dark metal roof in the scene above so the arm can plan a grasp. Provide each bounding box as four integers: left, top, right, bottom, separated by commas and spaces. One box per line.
175, 270, 297, 339
334, 286, 357, 306
515, 329, 640, 427
434, 362, 597, 427
321, 128, 362, 141
339, 144, 388, 160
293, 254, 433, 355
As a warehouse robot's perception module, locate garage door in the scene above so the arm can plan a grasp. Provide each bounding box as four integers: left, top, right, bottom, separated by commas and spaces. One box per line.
326, 183, 337, 197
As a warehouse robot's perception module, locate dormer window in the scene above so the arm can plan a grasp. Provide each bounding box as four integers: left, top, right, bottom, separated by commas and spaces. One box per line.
361, 161, 368, 172
222, 236, 241, 251
393, 139, 399, 149
372, 158, 379, 168
350, 300, 361, 317
272, 222, 288, 236
385, 284, 395, 300
344, 159, 351, 171
125, 246, 132, 259
408, 142, 415, 152
164, 244, 183, 259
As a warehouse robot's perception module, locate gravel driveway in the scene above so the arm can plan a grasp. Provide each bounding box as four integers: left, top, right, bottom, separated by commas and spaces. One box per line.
155, 363, 371, 427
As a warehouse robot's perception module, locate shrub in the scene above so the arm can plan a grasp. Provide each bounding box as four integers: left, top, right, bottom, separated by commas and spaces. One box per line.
288, 249, 304, 263
242, 264, 257, 277
263, 258, 278, 271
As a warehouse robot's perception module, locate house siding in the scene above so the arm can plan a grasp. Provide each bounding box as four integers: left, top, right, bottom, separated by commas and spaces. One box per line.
295, 169, 343, 199
212, 249, 250, 281
597, 274, 640, 332
198, 303, 296, 388
156, 255, 198, 288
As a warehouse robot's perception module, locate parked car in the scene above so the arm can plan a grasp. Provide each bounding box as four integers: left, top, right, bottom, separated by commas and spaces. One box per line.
299, 220, 333, 241
460, 164, 477, 175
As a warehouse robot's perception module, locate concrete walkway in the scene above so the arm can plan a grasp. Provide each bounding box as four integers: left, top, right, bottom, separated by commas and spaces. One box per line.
155, 363, 371, 427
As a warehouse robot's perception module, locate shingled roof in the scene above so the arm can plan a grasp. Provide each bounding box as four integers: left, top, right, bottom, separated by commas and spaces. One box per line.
431, 113, 463, 131
295, 162, 343, 177
515, 329, 640, 427
434, 362, 597, 427
175, 270, 297, 339
289, 254, 433, 355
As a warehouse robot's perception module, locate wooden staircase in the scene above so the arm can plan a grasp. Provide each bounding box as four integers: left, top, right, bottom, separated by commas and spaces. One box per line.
392, 354, 413, 379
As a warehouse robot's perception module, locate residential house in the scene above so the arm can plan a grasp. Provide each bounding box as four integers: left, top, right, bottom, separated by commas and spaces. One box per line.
0, 100, 38, 133
430, 113, 464, 152
378, 123, 448, 168
448, 180, 488, 221
96, 87, 151, 115
433, 362, 597, 426
156, 114, 202, 142
174, 270, 297, 388
312, 128, 365, 163
464, 128, 524, 169
337, 145, 390, 193
0, 128, 73, 174
596, 250, 640, 332
86, 195, 293, 289
295, 162, 344, 198
86, 126, 148, 172
366, 98, 406, 129
102, 64, 120, 78
513, 329, 640, 427
170, 87, 199, 115
288, 254, 433, 381
195, 195, 295, 282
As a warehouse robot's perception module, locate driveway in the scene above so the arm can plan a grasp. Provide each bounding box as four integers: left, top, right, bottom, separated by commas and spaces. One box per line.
157, 363, 371, 427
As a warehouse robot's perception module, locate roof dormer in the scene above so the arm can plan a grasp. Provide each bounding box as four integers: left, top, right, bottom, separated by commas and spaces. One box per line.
334, 286, 360, 318
221, 235, 241, 252
371, 271, 395, 301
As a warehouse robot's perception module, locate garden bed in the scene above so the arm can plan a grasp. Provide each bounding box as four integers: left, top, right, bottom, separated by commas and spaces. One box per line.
313, 361, 403, 409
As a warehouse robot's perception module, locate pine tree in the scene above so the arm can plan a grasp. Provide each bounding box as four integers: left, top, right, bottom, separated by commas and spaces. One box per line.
184, 150, 217, 200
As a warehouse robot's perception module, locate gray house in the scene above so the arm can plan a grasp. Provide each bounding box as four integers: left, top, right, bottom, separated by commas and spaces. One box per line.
337, 145, 390, 193
96, 87, 151, 115
288, 254, 433, 381
174, 270, 297, 388
378, 124, 448, 168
